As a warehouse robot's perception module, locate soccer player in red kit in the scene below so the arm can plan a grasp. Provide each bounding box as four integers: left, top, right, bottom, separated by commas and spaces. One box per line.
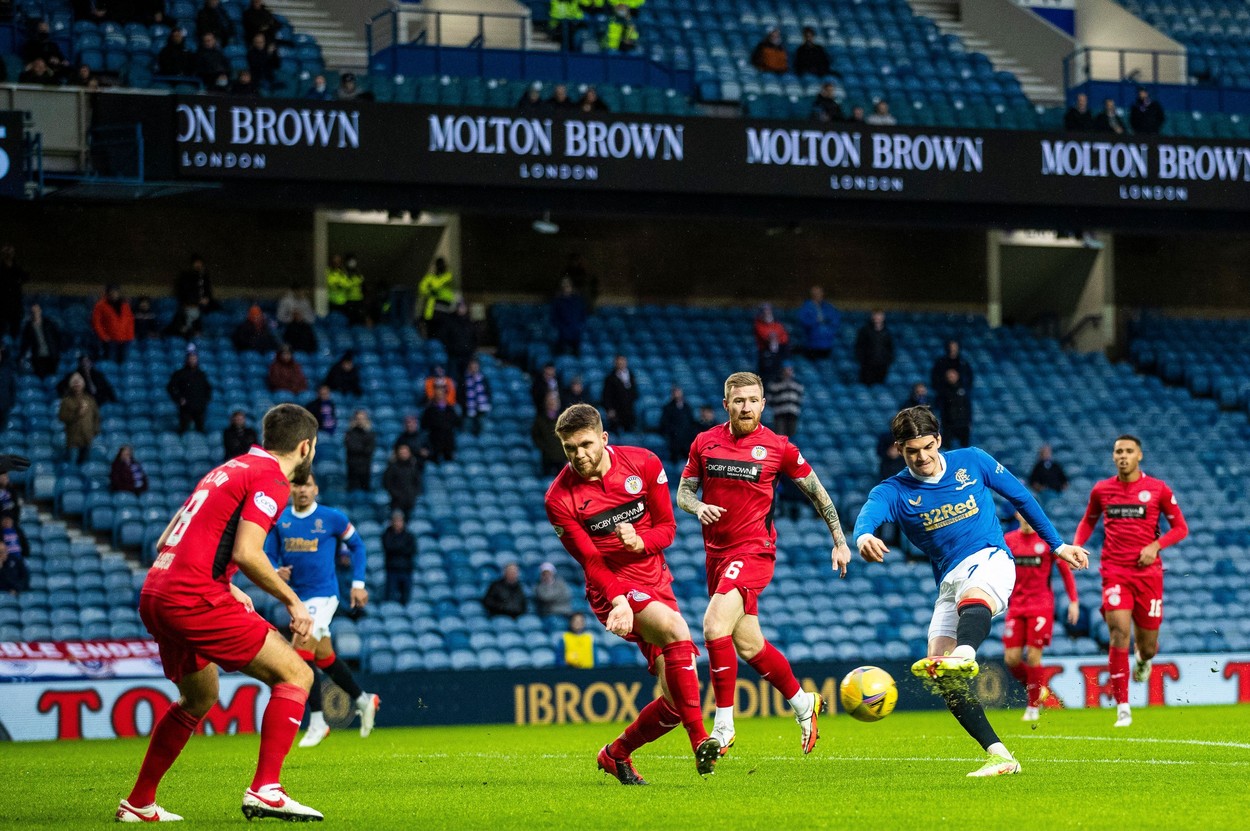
1002, 512, 1079, 722
116, 404, 325, 822
678, 371, 852, 755
544, 404, 721, 783
1074, 434, 1188, 727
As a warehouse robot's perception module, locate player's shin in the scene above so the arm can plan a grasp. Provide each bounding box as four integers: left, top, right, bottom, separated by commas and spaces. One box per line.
251, 683, 309, 791
954, 599, 993, 656
938, 682, 1006, 756
1108, 646, 1130, 705
317, 651, 364, 700
608, 697, 680, 759
1025, 665, 1044, 709
1008, 662, 1028, 686
745, 641, 804, 707
127, 703, 202, 807
660, 641, 710, 748
706, 636, 739, 730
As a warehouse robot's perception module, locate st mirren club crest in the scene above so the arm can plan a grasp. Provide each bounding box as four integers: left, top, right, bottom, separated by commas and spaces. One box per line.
751, 446, 767, 460
624, 475, 643, 495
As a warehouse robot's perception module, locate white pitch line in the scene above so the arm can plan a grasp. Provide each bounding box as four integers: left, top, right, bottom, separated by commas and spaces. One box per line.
405, 751, 1250, 767
1011, 734, 1250, 751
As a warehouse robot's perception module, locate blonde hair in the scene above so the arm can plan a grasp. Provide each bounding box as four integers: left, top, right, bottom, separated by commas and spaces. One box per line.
723, 371, 764, 400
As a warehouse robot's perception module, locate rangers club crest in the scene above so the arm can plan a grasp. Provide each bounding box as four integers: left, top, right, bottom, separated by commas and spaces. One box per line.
751, 446, 767, 460
954, 468, 978, 491
624, 476, 643, 495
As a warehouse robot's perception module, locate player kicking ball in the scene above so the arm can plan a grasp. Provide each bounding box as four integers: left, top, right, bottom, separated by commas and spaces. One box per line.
1074, 434, 1187, 727
544, 404, 721, 783
853, 407, 1089, 777
1001, 512, 1079, 722
265, 471, 380, 748
116, 404, 324, 822
678, 371, 852, 757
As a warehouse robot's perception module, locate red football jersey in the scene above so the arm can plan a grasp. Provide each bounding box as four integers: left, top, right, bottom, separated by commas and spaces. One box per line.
1005, 527, 1077, 617
1074, 473, 1188, 573
544, 445, 676, 604
143, 446, 290, 605
682, 422, 812, 559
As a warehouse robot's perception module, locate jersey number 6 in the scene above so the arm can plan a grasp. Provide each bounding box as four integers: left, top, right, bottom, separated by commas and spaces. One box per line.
724, 561, 744, 580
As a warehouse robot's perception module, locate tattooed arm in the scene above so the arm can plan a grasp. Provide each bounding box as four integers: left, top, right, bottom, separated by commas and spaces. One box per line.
792, 471, 852, 576
677, 476, 725, 525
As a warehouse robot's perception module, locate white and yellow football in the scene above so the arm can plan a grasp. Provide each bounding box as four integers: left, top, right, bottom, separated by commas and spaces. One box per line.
839, 666, 898, 722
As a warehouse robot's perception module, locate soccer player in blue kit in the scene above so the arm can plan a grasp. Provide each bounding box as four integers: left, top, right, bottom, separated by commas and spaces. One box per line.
265, 471, 380, 748
853, 407, 1090, 777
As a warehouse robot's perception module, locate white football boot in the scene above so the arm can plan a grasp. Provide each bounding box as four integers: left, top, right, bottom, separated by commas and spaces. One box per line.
241, 786, 323, 822
115, 799, 183, 822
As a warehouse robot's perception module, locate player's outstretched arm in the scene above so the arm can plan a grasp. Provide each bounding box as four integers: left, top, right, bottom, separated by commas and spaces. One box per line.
791, 471, 851, 576
232, 519, 311, 639
1054, 544, 1090, 570
676, 476, 725, 525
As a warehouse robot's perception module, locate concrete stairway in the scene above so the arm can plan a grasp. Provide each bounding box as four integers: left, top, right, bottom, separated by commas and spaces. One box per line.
269, 0, 370, 71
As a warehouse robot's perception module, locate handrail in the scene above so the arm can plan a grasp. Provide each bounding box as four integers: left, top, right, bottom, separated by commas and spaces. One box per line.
367, 6, 531, 66
1062, 45, 1188, 90
1061, 314, 1103, 349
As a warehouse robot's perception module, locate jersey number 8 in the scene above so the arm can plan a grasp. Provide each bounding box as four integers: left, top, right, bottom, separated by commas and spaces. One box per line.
165, 489, 210, 547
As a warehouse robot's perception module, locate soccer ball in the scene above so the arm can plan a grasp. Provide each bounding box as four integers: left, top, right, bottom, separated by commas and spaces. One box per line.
839, 666, 898, 722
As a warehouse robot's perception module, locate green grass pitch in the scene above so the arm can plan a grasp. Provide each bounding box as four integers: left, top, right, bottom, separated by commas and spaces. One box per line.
6, 705, 1250, 829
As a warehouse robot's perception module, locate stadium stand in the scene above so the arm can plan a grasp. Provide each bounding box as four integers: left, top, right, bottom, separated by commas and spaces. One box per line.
4, 292, 1247, 672
1129, 314, 1250, 415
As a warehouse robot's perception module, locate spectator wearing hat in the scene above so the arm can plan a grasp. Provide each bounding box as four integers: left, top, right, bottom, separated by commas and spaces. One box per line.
769, 363, 804, 437
91, 284, 135, 364
222, 409, 258, 460
58, 354, 118, 407
166, 347, 212, 434
59, 373, 100, 465
267, 345, 308, 394
534, 562, 573, 617
382, 511, 416, 604
232, 305, 278, 354
323, 351, 362, 396
754, 303, 790, 383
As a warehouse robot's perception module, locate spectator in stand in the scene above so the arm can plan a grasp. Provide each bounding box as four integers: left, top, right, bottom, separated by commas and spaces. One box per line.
421, 385, 460, 463
930, 338, 973, 391
417, 257, 455, 339
59, 373, 100, 464
166, 346, 212, 433
194, 31, 231, 87
0, 522, 30, 596
1130, 86, 1165, 135
769, 362, 804, 437
482, 563, 527, 619
579, 86, 609, 113
532, 363, 561, 410
282, 308, 317, 354
305, 384, 337, 435
196, 0, 234, 46
109, 445, 149, 495
0, 471, 20, 523
563, 251, 599, 310
902, 381, 933, 410
696, 403, 717, 431
233, 69, 263, 96
135, 1, 172, 25
382, 511, 416, 604
1064, 93, 1094, 131
222, 409, 257, 460
659, 385, 699, 463
751, 27, 788, 74
547, 83, 577, 109
1028, 444, 1069, 495
232, 304, 277, 354
169, 254, 216, 338
91, 284, 135, 364
460, 357, 492, 436
441, 302, 477, 384
798, 285, 840, 359
323, 351, 362, 396
535, 562, 573, 617
338, 72, 370, 101
518, 81, 544, 108
601, 4, 638, 52
72, 63, 99, 90
383, 443, 423, 516
344, 409, 376, 492
0, 243, 27, 339
0, 346, 15, 431
157, 28, 196, 77
1094, 97, 1126, 135
19, 304, 62, 379
58, 354, 117, 406
423, 365, 457, 406
562, 374, 589, 407
753, 303, 790, 382
267, 345, 308, 394
811, 82, 844, 123
20, 20, 69, 80
562, 612, 594, 668
848, 104, 866, 123
551, 276, 588, 356
936, 367, 971, 449
532, 390, 565, 475
246, 32, 280, 87
305, 73, 332, 101
865, 100, 897, 126
18, 57, 57, 85
794, 26, 831, 76
242, 0, 277, 44
132, 296, 158, 340
275, 283, 313, 323
854, 309, 895, 385
394, 413, 425, 460
601, 354, 637, 433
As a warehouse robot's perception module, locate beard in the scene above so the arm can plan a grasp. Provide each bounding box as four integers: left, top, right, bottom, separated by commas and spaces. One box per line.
731, 412, 759, 435
573, 448, 604, 477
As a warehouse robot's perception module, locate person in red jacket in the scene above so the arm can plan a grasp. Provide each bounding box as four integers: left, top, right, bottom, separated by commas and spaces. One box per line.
753, 303, 790, 382
1074, 434, 1188, 728
91, 284, 135, 364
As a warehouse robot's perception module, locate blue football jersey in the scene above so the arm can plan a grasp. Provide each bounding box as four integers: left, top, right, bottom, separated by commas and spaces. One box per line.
852, 447, 1064, 585
264, 503, 366, 600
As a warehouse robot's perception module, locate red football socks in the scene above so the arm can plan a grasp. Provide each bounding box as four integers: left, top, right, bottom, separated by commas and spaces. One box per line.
251, 683, 308, 791
1109, 646, 1130, 705
747, 641, 801, 700
1008, 662, 1028, 686
660, 640, 710, 748
706, 635, 739, 708
127, 702, 201, 807
609, 697, 680, 759
1025, 664, 1044, 708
